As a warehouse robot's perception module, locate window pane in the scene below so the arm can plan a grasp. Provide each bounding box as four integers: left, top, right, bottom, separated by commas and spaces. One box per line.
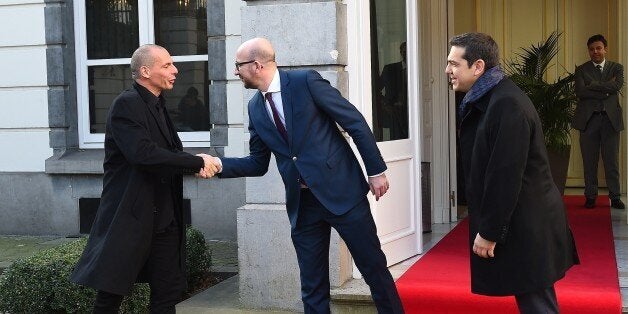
88, 62, 209, 134
154, 0, 208, 56
86, 0, 139, 59
168, 61, 210, 131
88, 65, 134, 133
370, 0, 408, 142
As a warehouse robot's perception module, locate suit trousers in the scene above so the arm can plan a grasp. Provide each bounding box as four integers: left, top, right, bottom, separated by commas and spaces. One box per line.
290, 189, 404, 314
93, 221, 185, 314
579, 113, 621, 200
515, 285, 559, 314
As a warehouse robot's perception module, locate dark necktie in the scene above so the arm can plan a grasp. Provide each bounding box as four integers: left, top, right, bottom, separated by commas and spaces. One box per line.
594, 65, 606, 112
265, 92, 288, 143
156, 101, 174, 145
156, 102, 169, 130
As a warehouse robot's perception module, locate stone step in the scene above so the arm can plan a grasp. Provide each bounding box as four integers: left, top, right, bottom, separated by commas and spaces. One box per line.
330, 278, 377, 314
176, 275, 299, 314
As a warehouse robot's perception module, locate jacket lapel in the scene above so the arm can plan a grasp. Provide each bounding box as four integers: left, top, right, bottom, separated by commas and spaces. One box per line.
252, 92, 290, 154
146, 102, 174, 147
279, 71, 294, 151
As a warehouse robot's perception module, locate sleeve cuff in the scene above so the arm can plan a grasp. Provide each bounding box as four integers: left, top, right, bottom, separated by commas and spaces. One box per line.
216, 158, 223, 173
368, 171, 385, 178
479, 224, 509, 244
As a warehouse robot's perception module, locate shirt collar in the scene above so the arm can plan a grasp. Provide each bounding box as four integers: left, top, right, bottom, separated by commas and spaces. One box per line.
593, 59, 606, 69
133, 82, 163, 108
262, 69, 281, 97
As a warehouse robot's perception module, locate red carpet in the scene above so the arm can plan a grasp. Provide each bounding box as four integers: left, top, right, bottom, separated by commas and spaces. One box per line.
396, 195, 621, 313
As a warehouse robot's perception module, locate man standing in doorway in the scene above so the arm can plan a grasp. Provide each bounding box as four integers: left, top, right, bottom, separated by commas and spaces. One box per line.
71, 44, 216, 313
572, 34, 625, 209
200, 37, 404, 313
446, 32, 579, 313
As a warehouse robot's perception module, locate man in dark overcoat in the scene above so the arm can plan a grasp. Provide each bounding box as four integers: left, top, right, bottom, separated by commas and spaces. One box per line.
446, 32, 579, 313
70, 44, 214, 313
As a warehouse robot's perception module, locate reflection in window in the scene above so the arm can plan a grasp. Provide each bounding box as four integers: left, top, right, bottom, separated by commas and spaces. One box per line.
88, 62, 210, 133
86, 0, 139, 59
370, 0, 408, 142
169, 62, 210, 131
154, 0, 208, 56
88, 65, 134, 133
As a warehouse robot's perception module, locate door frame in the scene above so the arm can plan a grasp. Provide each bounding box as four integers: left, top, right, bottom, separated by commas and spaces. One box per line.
346, 0, 423, 273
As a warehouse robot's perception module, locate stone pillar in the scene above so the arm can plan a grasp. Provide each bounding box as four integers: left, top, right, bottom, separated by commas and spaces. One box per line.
45, 0, 79, 155
237, 1, 352, 311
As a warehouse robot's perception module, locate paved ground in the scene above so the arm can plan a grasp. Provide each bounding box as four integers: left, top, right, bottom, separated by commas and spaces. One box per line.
206, 240, 238, 273
0, 236, 76, 273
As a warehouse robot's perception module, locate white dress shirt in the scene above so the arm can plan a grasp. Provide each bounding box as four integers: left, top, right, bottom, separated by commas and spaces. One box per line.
593, 59, 606, 71
261, 70, 285, 128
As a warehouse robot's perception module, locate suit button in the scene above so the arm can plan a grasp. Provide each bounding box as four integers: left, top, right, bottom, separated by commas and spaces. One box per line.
161, 178, 167, 184
153, 207, 158, 214
292, 156, 297, 161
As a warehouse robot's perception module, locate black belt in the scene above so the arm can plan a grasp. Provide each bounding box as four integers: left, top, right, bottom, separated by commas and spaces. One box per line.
592, 111, 607, 115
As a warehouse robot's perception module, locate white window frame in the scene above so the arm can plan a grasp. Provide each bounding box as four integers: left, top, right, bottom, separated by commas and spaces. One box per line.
74, 0, 211, 149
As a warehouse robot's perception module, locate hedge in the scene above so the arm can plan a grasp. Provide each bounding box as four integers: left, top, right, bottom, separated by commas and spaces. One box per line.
0, 226, 211, 313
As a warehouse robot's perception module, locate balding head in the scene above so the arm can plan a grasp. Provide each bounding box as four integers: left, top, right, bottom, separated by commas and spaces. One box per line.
130, 44, 165, 80
234, 38, 277, 91
130, 44, 178, 96
238, 38, 276, 64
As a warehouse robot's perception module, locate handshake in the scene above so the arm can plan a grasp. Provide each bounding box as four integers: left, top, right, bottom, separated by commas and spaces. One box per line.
195, 154, 222, 179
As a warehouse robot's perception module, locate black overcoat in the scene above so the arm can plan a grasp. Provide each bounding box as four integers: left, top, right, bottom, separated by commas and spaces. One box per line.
70, 83, 203, 295
459, 78, 579, 296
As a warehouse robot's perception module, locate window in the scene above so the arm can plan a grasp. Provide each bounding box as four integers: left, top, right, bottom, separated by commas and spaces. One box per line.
74, 0, 209, 148
370, 0, 408, 142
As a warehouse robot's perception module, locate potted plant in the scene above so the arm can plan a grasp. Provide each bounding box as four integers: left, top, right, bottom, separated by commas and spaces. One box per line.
504, 31, 577, 194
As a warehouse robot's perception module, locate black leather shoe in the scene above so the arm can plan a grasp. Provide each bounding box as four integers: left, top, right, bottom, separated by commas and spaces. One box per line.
584, 198, 596, 208
611, 199, 625, 209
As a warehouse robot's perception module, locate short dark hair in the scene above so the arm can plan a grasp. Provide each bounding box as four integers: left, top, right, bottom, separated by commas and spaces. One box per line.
449, 32, 500, 69
587, 34, 607, 47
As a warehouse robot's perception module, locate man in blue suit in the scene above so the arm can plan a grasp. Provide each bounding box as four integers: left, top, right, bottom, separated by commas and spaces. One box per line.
203, 38, 403, 313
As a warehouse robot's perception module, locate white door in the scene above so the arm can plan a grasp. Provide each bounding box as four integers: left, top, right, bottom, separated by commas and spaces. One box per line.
347, 0, 422, 268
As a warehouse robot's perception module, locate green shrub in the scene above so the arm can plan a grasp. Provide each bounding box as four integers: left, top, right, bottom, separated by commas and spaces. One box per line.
185, 227, 212, 289
0, 226, 211, 313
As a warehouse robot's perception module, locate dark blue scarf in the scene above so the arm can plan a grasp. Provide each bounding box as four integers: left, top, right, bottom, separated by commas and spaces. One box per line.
459, 65, 505, 118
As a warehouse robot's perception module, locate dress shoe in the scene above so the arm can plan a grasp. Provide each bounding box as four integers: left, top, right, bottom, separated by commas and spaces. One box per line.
611, 199, 625, 209
584, 198, 595, 208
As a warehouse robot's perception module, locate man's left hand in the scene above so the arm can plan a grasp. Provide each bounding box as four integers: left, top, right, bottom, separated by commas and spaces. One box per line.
368, 173, 389, 201
473, 233, 496, 258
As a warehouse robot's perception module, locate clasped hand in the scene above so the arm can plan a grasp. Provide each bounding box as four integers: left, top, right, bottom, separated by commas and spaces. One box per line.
473, 233, 496, 258
195, 154, 221, 179
368, 173, 390, 201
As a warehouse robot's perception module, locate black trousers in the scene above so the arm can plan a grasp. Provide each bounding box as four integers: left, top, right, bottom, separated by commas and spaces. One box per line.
93, 222, 185, 314
291, 189, 404, 314
579, 113, 621, 200
515, 285, 559, 314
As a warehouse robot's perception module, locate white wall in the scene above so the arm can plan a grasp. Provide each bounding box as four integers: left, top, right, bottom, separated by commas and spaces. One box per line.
0, 1, 51, 172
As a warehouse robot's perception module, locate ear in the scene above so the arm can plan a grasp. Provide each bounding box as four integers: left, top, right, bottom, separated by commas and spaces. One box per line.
140, 66, 150, 79
473, 59, 486, 76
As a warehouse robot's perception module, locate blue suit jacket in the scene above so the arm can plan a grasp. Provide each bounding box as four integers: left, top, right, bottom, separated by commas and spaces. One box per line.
220, 70, 386, 228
